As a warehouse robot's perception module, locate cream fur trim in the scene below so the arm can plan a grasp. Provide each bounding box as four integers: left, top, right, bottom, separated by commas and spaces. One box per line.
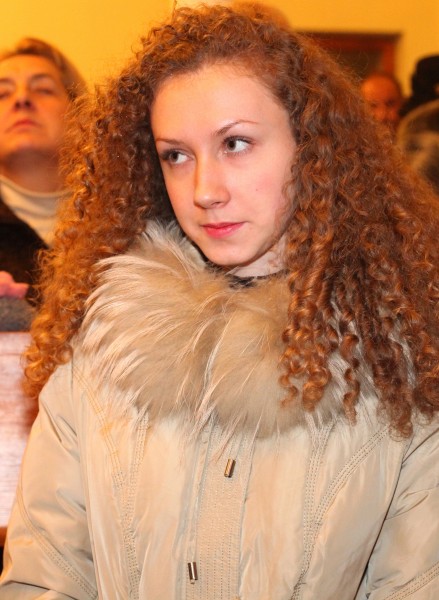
79, 222, 371, 438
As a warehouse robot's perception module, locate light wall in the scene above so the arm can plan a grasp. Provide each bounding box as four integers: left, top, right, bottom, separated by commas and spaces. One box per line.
1, 0, 170, 86
2, 0, 438, 94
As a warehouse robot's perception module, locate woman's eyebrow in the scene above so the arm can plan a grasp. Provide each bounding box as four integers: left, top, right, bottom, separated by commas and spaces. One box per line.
0, 73, 58, 85
29, 73, 58, 84
154, 119, 258, 145
216, 119, 257, 137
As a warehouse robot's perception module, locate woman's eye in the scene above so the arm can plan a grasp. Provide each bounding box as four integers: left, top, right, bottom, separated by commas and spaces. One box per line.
224, 137, 250, 154
35, 87, 55, 95
161, 149, 188, 165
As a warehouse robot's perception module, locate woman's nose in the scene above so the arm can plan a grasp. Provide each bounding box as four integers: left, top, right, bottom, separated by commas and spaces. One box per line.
13, 88, 33, 110
193, 158, 230, 208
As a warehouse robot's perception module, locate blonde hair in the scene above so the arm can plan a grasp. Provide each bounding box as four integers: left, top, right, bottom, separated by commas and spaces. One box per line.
0, 37, 86, 100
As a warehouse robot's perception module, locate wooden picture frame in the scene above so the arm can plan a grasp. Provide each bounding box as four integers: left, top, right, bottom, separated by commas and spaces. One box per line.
305, 31, 401, 80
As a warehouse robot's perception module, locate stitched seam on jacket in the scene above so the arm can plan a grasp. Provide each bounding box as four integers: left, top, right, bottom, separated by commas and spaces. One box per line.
384, 561, 439, 599
291, 421, 335, 600
16, 485, 98, 598
314, 426, 389, 525
75, 366, 142, 599
291, 425, 389, 600
126, 416, 149, 531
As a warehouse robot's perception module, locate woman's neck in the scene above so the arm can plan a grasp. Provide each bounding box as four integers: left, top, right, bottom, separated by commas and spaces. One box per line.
0, 155, 63, 193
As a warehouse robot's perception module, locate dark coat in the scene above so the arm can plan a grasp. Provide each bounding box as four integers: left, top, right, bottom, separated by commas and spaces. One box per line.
0, 194, 47, 303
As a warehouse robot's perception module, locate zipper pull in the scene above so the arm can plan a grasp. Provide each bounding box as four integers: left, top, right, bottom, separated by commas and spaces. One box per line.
188, 561, 198, 584
224, 458, 236, 478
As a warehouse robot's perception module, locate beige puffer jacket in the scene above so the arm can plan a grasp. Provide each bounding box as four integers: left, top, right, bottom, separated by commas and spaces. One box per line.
1, 223, 438, 599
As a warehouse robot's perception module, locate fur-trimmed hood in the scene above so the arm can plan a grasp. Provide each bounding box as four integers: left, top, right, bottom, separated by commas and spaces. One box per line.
79, 221, 372, 438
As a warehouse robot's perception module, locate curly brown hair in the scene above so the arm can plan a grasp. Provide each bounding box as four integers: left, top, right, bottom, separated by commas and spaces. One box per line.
25, 2, 439, 436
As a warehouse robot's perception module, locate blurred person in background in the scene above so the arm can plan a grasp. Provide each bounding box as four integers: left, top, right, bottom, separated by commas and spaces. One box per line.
0, 37, 85, 328
398, 99, 439, 197
360, 71, 403, 140
400, 54, 439, 118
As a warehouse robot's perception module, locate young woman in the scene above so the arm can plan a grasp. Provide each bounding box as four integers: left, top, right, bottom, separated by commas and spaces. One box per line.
1, 3, 439, 598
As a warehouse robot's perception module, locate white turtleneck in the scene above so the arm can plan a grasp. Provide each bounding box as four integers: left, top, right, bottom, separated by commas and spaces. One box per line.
0, 175, 63, 245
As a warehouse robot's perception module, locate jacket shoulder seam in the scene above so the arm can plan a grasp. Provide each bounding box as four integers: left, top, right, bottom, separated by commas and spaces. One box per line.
384, 561, 439, 599
72, 361, 143, 598
16, 484, 98, 598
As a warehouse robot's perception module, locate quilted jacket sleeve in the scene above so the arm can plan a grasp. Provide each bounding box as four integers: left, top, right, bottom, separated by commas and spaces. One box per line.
355, 420, 439, 600
0, 362, 97, 599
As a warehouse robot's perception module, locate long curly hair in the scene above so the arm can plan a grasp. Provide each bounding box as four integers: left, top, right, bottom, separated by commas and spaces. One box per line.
26, 2, 439, 436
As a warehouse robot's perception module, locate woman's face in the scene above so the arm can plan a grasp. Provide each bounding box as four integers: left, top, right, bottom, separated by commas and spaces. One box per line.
151, 63, 296, 277
0, 54, 69, 164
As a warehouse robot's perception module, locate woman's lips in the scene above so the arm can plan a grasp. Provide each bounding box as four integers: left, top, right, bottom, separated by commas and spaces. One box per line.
8, 119, 38, 131
202, 222, 244, 238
